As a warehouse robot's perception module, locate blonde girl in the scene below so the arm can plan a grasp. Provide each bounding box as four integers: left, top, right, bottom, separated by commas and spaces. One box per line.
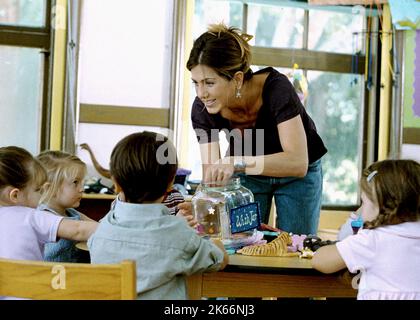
37, 150, 95, 262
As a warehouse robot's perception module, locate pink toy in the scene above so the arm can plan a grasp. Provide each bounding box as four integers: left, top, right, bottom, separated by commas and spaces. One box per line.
287, 234, 307, 252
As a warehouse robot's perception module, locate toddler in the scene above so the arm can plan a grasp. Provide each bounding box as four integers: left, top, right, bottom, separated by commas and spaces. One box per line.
88, 131, 228, 299
312, 159, 420, 300
80, 142, 196, 226
37, 150, 95, 262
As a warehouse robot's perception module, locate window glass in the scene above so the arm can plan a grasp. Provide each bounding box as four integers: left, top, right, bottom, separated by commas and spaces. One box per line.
247, 4, 304, 48
306, 71, 364, 205
0, 45, 43, 154
193, 0, 243, 39
0, 0, 46, 27
78, 0, 173, 108
308, 10, 364, 54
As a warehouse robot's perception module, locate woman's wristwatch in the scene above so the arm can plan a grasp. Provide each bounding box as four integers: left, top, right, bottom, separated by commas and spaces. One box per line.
233, 157, 247, 173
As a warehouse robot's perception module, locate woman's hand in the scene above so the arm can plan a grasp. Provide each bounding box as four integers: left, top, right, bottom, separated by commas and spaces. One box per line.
203, 157, 235, 183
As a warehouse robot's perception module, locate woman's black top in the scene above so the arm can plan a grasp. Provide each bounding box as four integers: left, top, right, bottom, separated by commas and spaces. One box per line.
191, 67, 327, 164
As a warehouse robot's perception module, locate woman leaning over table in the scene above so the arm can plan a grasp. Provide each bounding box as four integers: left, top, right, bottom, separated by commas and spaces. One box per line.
186, 23, 327, 235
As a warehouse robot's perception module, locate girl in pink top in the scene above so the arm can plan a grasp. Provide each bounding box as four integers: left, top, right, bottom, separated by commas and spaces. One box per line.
0, 146, 98, 262
312, 159, 420, 300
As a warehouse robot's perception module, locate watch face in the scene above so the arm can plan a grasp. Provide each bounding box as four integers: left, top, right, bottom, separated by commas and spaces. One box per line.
234, 160, 246, 172
234, 157, 243, 166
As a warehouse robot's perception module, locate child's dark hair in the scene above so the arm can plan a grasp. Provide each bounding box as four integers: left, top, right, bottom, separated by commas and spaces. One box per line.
110, 131, 178, 203
0, 146, 47, 191
361, 159, 420, 229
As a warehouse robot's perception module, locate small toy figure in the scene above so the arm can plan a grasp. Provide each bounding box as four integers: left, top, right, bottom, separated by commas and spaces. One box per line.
84, 178, 114, 194
303, 235, 337, 252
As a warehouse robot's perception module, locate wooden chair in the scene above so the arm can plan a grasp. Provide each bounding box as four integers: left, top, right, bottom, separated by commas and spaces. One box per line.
0, 258, 136, 300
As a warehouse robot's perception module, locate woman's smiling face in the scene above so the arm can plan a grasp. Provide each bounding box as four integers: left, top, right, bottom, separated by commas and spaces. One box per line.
190, 64, 234, 114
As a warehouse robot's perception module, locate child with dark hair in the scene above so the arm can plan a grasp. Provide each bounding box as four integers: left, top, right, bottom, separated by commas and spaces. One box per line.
88, 132, 228, 299
0, 146, 97, 262
80, 143, 196, 226
312, 159, 420, 300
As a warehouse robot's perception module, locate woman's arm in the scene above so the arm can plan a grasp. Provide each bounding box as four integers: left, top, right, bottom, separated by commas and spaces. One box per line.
311, 244, 347, 274
200, 115, 308, 182
199, 142, 229, 182
245, 115, 308, 177
57, 219, 98, 242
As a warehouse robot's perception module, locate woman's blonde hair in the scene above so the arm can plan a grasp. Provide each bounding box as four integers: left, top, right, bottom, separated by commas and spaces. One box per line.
186, 23, 254, 81
37, 150, 87, 204
361, 159, 420, 229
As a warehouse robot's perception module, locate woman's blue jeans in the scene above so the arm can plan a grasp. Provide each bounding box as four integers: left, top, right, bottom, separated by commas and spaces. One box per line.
237, 159, 323, 235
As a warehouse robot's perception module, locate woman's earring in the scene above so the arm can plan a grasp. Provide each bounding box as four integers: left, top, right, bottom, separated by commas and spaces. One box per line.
235, 87, 242, 99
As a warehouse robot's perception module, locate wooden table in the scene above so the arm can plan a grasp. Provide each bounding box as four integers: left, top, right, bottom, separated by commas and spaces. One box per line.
78, 193, 191, 221
78, 193, 116, 221
186, 254, 357, 299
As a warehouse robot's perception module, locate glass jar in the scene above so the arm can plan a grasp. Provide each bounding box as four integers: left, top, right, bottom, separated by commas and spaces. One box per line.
191, 177, 255, 239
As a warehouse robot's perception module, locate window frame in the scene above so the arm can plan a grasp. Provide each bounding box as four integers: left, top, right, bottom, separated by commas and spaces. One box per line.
0, 0, 53, 151
77, 0, 182, 134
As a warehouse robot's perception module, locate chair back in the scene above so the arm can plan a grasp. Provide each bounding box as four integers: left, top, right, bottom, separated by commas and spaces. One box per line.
0, 258, 136, 300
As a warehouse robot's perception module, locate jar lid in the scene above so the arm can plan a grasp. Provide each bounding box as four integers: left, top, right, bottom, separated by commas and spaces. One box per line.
201, 177, 241, 190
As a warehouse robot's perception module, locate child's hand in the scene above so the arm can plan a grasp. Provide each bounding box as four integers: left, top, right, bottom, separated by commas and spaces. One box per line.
178, 213, 198, 228
177, 201, 192, 215
176, 202, 198, 228
211, 239, 229, 270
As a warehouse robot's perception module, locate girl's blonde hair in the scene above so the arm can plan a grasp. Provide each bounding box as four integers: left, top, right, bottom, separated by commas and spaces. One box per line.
37, 150, 87, 204
361, 159, 420, 229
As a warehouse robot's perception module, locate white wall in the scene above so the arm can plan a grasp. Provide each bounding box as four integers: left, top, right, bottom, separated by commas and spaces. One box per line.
401, 144, 420, 162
